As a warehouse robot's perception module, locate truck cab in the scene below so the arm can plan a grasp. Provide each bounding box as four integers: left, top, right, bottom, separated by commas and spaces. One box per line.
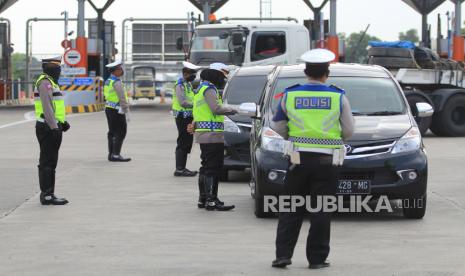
185, 22, 310, 67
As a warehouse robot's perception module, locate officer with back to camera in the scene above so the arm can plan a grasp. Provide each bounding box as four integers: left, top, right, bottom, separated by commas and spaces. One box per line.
104, 60, 131, 162
34, 56, 70, 205
271, 49, 355, 269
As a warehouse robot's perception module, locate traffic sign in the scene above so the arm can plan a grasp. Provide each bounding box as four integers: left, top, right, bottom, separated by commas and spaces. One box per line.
61, 67, 87, 76
64, 49, 82, 66
61, 39, 71, 49
73, 78, 94, 86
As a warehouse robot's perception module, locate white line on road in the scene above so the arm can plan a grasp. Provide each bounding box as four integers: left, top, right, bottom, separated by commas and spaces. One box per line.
0, 111, 100, 130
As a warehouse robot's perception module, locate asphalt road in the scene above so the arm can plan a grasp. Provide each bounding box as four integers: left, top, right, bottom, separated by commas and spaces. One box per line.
0, 103, 465, 276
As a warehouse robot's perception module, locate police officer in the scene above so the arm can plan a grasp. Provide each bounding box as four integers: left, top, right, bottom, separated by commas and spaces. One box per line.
189, 63, 237, 211
271, 49, 355, 269
104, 60, 131, 162
172, 61, 201, 177
34, 56, 70, 205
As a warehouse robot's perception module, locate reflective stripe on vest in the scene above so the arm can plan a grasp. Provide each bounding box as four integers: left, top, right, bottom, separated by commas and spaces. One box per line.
104, 76, 127, 109
34, 74, 66, 123
285, 84, 344, 149
172, 78, 194, 118
193, 82, 224, 132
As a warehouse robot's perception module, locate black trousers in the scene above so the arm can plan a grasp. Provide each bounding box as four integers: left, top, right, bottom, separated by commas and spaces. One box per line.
36, 121, 62, 193
199, 143, 224, 177
275, 152, 339, 264
105, 108, 127, 141
175, 117, 193, 153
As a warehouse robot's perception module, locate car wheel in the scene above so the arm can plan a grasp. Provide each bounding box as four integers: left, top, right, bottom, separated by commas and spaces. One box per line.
430, 94, 465, 136
254, 194, 274, 218
406, 94, 432, 135
220, 169, 229, 182
402, 194, 426, 219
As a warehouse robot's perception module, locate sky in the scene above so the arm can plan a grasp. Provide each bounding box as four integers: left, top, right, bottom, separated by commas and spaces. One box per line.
0, 0, 463, 59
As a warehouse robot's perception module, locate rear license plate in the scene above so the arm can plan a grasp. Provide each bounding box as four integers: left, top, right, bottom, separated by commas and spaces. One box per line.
336, 180, 371, 195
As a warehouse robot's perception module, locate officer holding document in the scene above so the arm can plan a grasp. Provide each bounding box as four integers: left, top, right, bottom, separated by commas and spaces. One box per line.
270, 49, 355, 270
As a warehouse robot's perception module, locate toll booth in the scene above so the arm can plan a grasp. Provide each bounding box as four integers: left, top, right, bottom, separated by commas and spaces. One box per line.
88, 20, 115, 78
0, 22, 11, 101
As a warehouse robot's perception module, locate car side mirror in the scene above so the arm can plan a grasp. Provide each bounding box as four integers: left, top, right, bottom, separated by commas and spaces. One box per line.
176, 37, 184, 51
238, 102, 257, 117
232, 32, 244, 46
415, 102, 434, 118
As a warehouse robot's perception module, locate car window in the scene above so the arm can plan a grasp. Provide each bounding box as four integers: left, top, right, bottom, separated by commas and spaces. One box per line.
225, 75, 268, 104
269, 77, 406, 115
251, 32, 286, 62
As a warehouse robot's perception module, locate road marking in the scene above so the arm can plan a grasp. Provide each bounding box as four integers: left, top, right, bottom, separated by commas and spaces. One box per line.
0, 111, 100, 130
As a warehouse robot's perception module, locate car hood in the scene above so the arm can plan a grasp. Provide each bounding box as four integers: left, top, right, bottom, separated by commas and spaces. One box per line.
349, 114, 412, 141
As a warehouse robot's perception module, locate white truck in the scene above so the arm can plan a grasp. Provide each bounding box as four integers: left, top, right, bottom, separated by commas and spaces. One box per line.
177, 20, 310, 67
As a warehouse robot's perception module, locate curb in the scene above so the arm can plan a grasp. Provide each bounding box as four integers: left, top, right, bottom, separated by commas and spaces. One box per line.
65, 103, 105, 114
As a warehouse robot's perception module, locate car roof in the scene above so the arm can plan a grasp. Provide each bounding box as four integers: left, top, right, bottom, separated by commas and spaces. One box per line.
196, 23, 305, 30
234, 65, 276, 76
278, 63, 391, 78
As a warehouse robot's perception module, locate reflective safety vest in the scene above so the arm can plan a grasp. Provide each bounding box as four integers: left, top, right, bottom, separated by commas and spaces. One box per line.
172, 78, 194, 118
284, 84, 344, 150
34, 74, 66, 123
104, 76, 128, 109
193, 82, 224, 132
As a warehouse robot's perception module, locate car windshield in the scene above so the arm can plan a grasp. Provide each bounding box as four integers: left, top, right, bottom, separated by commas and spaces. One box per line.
190, 29, 233, 64
136, 80, 154, 88
225, 75, 268, 105
270, 77, 406, 115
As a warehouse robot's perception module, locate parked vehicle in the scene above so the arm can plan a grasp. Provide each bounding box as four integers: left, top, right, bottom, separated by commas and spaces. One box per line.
178, 20, 310, 67
244, 63, 432, 219
132, 66, 156, 100
221, 65, 275, 181
369, 45, 465, 136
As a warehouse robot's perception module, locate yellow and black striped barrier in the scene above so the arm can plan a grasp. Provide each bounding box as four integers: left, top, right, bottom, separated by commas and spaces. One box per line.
60, 84, 96, 92
65, 103, 105, 114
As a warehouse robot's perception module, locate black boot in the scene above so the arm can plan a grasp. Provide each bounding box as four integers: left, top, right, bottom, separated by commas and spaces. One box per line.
174, 150, 197, 177
212, 176, 224, 206
205, 176, 234, 211
107, 135, 113, 161
39, 167, 68, 205
197, 174, 207, 208
109, 137, 131, 162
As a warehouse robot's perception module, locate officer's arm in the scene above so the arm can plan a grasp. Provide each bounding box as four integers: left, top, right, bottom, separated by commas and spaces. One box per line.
340, 95, 355, 140
114, 80, 129, 113
39, 80, 59, 130
176, 84, 193, 108
270, 96, 289, 139
204, 88, 236, 115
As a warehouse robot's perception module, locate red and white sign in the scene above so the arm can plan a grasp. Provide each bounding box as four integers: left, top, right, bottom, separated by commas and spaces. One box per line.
61, 39, 71, 49
64, 49, 82, 66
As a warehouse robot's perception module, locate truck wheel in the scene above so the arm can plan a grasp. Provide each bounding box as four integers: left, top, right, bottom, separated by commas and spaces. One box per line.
430, 94, 465, 137
406, 94, 432, 135
402, 194, 426, 219
368, 47, 413, 58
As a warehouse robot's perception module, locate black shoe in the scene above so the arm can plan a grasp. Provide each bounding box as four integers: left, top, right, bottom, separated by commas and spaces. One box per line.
174, 168, 198, 177
109, 154, 131, 162
198, 198, 206, 208
309, 262, 330, 269
40, 193, 69, 205
205, 200, 235, 211
272, 258, 292, 268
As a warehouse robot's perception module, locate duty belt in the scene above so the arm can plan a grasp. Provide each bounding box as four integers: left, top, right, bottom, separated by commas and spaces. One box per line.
106, 101, 120, 109
173, 110, 193, 118
195, 121, 224, 131
289, 136, 343, 146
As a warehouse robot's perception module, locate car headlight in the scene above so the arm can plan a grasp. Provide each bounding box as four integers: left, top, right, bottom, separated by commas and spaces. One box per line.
261, 127, 285, 153
224, 116, 241, 133
391, 127, 421, 154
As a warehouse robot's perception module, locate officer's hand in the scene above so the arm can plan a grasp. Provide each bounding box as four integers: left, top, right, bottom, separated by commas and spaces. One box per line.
118, 108, 125, 115
61, 121, 71, 132
187, 123, 195, 135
